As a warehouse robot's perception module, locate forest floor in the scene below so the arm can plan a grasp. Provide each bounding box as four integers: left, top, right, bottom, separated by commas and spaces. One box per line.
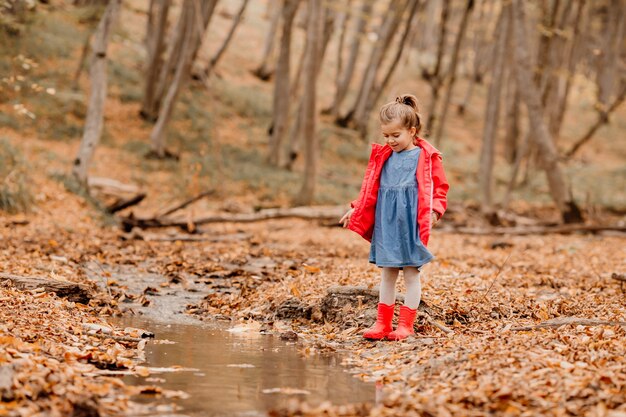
1, 1, 626, 416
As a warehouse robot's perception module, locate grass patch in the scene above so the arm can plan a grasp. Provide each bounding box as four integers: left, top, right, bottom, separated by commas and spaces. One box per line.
212, 78, 272, 121
0, 139, 33, 213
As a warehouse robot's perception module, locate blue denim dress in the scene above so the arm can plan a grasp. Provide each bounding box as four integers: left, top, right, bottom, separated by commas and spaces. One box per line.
368, 147, 434, 268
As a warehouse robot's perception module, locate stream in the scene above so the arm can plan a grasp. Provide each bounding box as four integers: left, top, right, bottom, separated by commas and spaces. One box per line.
89, 264, 376, 416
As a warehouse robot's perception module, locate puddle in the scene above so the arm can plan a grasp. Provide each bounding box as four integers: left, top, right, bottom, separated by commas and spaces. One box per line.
114, 316, 375, 416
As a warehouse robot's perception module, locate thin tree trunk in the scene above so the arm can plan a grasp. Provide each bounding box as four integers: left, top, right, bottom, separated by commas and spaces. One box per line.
596, 0, 625, 108
341, 0, 408, 130
253, 0, 282, 81
296, 0, 322, 205
564, 82, 626, 159
149, 0, 219, 157
202, 0, 250, 77
141, 0, 171, 121
322, 0, 353, 115
73, 33, 92, 89
503, 67, 520, 165
425, 0, 451, 133
329, 0, 372, 119
478, 5, 508, 214
551, 0, 586, 139
268, 0, 300, 166
434, 0, 475, 145
361, 0, 422, 130
511, 0, 583, 223
72, 0, 120, 186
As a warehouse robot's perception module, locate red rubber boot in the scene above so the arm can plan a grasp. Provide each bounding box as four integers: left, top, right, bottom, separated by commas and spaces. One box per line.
387, 305, 417, 341
363, 303, 395, 340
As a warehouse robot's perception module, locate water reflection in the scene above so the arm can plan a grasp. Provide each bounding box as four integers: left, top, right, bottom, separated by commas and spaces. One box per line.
117, 317, 374, 416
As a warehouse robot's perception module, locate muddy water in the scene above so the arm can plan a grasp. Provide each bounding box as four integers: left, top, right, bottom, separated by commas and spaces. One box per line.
118, 317, 375, 416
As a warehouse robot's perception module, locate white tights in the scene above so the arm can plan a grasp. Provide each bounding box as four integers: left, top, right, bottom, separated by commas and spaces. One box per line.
379, 267, 422, 309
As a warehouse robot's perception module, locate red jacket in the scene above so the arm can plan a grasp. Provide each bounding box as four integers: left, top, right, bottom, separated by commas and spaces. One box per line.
348, 138, 449, 247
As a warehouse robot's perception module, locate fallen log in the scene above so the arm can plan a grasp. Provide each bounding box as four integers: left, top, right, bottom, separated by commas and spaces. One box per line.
511, 316, 626, 332
0, 273, 94, 304
120, 205, 347, 231
441, 224, 626, 236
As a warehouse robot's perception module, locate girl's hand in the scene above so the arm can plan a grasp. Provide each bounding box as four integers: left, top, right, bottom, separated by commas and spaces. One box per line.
431, 212, 440, 226
340, 208, 354, 228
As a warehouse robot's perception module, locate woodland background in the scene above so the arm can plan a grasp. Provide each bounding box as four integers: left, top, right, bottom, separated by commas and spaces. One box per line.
0, 0, 625, 416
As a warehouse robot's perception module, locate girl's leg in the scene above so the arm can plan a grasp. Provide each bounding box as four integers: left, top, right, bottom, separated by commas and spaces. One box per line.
363, 268, 398, 340
388, 267, 421, 341
402, 267, 421, 309
379, 267, 399, 305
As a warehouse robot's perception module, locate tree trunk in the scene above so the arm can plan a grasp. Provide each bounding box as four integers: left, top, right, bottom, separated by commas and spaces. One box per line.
551, 0, 586, 139
511, 0, 583, 223
72, 0, 120, 186
141, 0, 171, 122
202, 0, 250, 77
503, 67, 520, 165
149, 0, 219, 157
361, 0, 422, 130
322, 0, 353, 115
434, 0, 475, 145
478, 4, 509, 214
329, 0, 372, 119
296, 0, 322, 205
341, 0, 408, 130
596, 0, 625, 108
253, 0, 282, 81
268, 0, 301, 166
425, 0, 451, 133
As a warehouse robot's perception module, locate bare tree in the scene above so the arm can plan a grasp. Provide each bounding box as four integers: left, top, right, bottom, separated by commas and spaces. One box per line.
268, 0, 301, 166
478, 4, 509, 215
148, 0, 219, 158
434, 0, 475, 145
511, 0, 583, 223
296, 0, 322, 205
360, 0, 422, 129
72, 0, 121, 186
197, 0, 250, 78
253, 0, 282, 81
339, 0, 409, 131
327, 0, 373, 118
141, 0, 171, 121
424, 0, 451, 133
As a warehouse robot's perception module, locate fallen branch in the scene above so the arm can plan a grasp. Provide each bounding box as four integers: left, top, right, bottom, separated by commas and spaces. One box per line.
441, 224, 626, 236
511, 317, 626, 332
611, 273, 626, 282
106, 193, 146, 214
121, 205, 347, 231
0, 273, 93, 304
88, 177, 140, 194
157, 190, 215, 217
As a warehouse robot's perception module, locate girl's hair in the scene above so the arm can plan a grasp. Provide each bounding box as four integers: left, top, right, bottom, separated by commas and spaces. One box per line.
379, 94, 422, 135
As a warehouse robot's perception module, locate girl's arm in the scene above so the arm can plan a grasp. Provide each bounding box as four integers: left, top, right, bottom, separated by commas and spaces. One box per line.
431, 154, 449, 218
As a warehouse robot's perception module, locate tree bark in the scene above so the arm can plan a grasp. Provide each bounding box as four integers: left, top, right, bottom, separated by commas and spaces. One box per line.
511, 0, 583, 223
361, 0, 422, 128
0, 273, 94, 304
434, 0, 475, 145
148, 0, 219, 157
253, 0, 282, 81
202, 0, 250, 77
72, 0, 120, 186
425, 0, 451, 133
296, 0, 322, 205
140, 0, 171, 121
268, 0, 301, 166
478, 4, 508, 214
329, 0, 372, 119
341, 0, 408, 131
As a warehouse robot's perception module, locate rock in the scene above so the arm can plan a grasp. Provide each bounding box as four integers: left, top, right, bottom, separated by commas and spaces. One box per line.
279, 331, 298, 341
275, 297, 312, 320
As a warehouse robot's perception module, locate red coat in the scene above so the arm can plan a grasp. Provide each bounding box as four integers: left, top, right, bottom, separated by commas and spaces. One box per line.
348, 138, 449, 247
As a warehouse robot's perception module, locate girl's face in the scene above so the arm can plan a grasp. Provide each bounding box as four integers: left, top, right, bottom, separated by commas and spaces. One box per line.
381, 121, 417, 153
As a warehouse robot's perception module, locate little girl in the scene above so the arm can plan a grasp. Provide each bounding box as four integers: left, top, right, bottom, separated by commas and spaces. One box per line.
340, 94, 449, 341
